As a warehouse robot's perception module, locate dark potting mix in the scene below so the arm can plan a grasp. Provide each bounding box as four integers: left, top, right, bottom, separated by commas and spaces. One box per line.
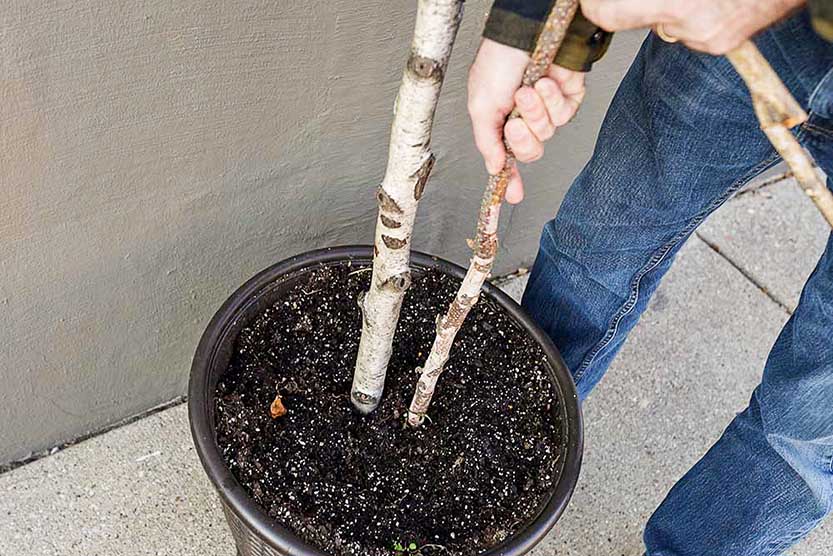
215, 264, 565, 556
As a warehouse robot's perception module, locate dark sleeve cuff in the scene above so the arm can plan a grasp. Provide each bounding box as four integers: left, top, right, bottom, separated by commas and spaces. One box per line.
553, 11, 613, 72
482, 3, 613, 72
809, 0, 833, 41
483, 7, 544, 52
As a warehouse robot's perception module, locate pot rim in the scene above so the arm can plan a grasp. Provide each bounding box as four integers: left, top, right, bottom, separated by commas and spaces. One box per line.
189, 245, 583, 556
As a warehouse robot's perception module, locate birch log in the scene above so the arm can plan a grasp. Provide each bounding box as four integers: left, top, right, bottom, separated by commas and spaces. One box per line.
407, 0, 580, 427
350, 0, 464, 414
727, 41, 833, 229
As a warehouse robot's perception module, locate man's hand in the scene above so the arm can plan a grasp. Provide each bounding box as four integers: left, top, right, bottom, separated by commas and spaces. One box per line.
468, 38, 586, 204
581, 0, 805, 55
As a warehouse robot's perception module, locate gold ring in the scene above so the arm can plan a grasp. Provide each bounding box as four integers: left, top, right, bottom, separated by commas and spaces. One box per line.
655, 24, 679, 43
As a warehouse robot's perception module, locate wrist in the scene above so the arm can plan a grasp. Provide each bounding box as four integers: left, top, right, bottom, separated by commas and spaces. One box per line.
479, 38, 530, 64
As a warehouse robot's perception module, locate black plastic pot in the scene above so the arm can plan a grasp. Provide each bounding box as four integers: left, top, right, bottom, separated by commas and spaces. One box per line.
189, 246, 582, 556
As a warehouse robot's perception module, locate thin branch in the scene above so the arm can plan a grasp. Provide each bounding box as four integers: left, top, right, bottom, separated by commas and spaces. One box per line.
727, 41, 833, 229
407, 0, 581, 427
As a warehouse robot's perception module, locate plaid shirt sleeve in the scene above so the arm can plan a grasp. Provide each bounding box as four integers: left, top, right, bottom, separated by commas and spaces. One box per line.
482, 0, 612, 72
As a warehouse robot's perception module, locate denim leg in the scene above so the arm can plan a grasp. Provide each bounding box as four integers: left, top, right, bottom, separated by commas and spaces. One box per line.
522, 32, 782, 398
643, 388, 831, 555
644, 231, 833, 556
644, 114, 833, 556
521, 8, 833, 555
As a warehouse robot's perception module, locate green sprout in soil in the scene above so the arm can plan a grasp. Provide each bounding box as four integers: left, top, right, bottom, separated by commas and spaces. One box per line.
392, 540, 419, 554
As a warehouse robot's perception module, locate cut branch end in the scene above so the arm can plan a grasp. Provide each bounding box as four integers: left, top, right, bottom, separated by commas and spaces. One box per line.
350, 390, 380, 415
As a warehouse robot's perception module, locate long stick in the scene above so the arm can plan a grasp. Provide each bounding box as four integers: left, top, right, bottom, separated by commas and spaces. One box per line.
350, 0, 465, 414
407, 0, 580, 427
727, 41, 833, 228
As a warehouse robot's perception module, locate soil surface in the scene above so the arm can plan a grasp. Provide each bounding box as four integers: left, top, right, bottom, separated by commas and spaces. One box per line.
215, 264, 564, 556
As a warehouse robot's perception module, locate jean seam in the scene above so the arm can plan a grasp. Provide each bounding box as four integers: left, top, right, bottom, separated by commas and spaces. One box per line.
801, 121, 833, 140
573, 151, 783, 384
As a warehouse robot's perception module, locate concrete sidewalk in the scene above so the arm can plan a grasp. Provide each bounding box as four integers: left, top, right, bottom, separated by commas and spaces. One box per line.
1, 175, 830, 556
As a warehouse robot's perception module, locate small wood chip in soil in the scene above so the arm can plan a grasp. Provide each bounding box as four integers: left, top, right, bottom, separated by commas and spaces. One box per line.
270, 394, 286, 419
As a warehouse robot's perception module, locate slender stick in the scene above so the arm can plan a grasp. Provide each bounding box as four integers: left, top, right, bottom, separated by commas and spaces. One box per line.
727, 41, 833, 228
350, 0, 465, 414
407, 0, 580, 427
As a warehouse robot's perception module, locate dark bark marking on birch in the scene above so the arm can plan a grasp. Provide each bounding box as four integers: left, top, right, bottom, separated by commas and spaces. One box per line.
357, 291, 369, 327
443, 295, 470, 329
407, 53, 443, 82
476, 235, 498, 259
383, 271, 411, 292
380, 215, 402, 229
377, 187, 403, 215
382, 235, 407, 249
413, 153, 435, 201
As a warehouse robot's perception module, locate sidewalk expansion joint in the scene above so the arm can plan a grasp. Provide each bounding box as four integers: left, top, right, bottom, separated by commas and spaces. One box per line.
695, 233, 792, 315
0, 396, 187, 476
736, 171, 792, 198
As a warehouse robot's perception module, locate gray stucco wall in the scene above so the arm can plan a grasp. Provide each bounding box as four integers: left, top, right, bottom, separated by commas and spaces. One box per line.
0, 0, 644, 464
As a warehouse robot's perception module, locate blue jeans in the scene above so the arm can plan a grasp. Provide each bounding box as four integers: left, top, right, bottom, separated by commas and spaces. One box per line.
522, 10, 833, 556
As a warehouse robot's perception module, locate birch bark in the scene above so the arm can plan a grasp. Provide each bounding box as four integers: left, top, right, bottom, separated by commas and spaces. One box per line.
408, 0, 581, 426
351, 0, 464, 414
727, 41, 833, 229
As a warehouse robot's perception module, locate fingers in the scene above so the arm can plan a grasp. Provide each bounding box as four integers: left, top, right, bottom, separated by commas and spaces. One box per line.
467, 38, 529, 175
505, 166, 524, 205
504, 118, 544, 164
656, 11, 755, 56
532, 78, 568, 128
581, 0, 670, 31
513, 72, 584, 144
514, 87, 555, 142
506, 71, 586, 165
551, 65, 586, 99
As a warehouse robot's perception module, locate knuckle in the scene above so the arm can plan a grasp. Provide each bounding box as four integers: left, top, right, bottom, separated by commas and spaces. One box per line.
522, 106, 543, 125
529, 117, 553, 139
506, 130, 525, 150
515, 141, 543, 163
505, 119, 525, 139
